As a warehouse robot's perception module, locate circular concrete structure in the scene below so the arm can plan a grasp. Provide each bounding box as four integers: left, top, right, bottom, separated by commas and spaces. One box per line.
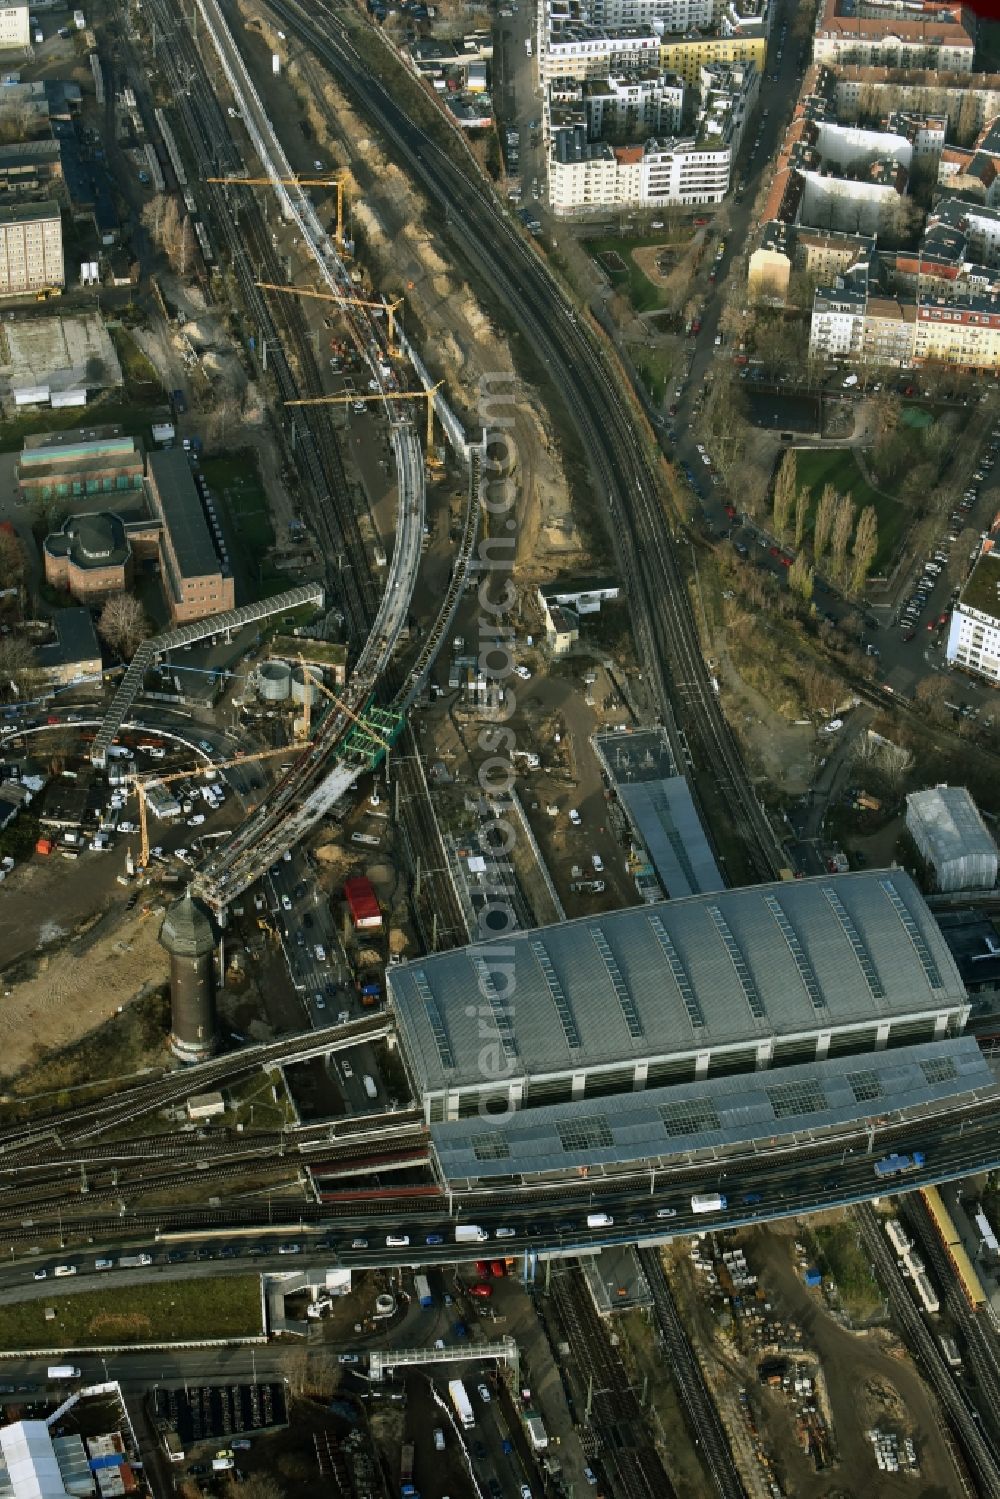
258, 660, 291, 702
290, 665, 320, 706
160, 892, 218, 1063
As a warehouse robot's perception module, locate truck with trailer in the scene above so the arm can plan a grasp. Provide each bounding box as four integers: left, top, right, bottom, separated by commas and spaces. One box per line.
455, 1225, 488, 1243
47, 1366, 80, 1380
691, 1192, 727, 1214
414, 1274, 433, 1309
118, 1253, 153, 1268
399, 1440, 419, 1498
873, 1152, 926, 1180
448, 1379, 475, 1429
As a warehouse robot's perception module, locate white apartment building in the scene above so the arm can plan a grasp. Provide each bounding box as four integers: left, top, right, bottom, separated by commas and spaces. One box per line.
549, 124, 730, 211
808, 284, 866, 360
583, 70, 685, 138
0, 4, 28, 51
947, 546, 1000, 686
0, 201, 63, 296
539, 25, 661, 83
588, 0, 712, 29
812, 0, 974, 73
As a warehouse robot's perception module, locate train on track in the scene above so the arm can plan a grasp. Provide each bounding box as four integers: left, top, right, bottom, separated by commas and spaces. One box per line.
921, 1185, 987, 1310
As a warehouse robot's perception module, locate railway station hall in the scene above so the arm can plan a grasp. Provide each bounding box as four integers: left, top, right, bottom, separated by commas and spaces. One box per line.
387, 870, 994, 1188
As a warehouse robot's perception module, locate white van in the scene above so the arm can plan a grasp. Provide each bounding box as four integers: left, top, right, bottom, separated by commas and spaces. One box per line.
586, 1212, 614, 1228
386, 1234, 410, 1248
53, 1264, 78, 1277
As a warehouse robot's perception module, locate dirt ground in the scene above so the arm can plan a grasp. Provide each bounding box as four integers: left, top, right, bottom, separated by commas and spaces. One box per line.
0, 884, 169, 1082
672, 1224, 967, 1499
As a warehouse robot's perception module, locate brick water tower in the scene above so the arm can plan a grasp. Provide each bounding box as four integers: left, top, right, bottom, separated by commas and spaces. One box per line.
160, 891, 218, 1062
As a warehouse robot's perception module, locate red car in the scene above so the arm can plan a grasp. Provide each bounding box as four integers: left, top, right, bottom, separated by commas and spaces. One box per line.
490, 1260, 507, 1278
724, 504, 737, 519
470, 1282, 494, 1299
475, 1259, 490, 1278
768, 545, 780, 557
903, 629, 916, 642
694, 216, 708, 225
938, 612, 949, 626
779, 554, 792, 567
927, 620, 936, 630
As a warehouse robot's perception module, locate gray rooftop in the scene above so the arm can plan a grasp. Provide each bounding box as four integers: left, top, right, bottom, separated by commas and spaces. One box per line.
148, 449, 218, 579
390, 870, 968, 1093
617, 775, 723, 898
431, 1036, 992, 1182
35, 607, 101, 671
906, 786, 998, 867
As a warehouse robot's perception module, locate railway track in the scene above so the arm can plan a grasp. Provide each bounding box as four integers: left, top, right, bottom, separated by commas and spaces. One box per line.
638, 1249, 746, 1499
856, 1202, 1000, 1497
550, 1265, 675, 1499
269, 0, 784, 886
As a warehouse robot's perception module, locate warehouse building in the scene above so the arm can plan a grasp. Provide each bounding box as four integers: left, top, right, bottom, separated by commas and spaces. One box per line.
146, 450, 234, 625
906, 786, 998, 893
390, 870, 970, 1124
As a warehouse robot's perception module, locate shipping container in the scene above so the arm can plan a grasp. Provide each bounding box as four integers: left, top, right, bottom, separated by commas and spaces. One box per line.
414, 1274, 433, 1308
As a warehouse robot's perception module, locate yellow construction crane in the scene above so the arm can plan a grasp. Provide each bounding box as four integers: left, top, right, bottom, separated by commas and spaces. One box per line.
129, 745, 302, 871
294, 657, 392, 753
256, 283, 404, 353
286, 384, 442, 453
206, 175, 349, 246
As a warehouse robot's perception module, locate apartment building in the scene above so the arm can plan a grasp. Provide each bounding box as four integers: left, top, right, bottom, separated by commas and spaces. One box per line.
835, 67, 1000, 136
540, 23, 661, 82
0, 200, 63, 296
582, 69, 685, 137
861, 295, 917, 366
929, 198, 1000, 268
913, 296, 1000, 369
0, 4, 29, 51
808, 282, 866, 359
550, 123, 730, 210
947, 545, 1000, 686
812, 0, 974, 73
658, 28, 765, 85
588, 0, 712, 28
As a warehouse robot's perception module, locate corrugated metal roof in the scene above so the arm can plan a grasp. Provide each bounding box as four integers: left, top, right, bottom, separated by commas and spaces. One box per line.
390, 870, 968, 1093
0, 1422, 71, 1499
430, 1037, 992, 1181
617, 776, 723, 897
906, 786, 998, 866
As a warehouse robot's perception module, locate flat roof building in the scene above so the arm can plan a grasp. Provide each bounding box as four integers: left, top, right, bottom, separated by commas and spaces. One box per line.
33, 607, 101, 688
390, 869, 970, 1122
0, 201, 63, 298
906, 786, 998, 893
146, 450, 234, 625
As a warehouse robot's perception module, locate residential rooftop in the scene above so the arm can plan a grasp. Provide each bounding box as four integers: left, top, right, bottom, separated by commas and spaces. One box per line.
959, 545, 1000, 623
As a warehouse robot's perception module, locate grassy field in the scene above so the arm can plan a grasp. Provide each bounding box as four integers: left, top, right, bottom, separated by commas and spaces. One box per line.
583, 235, 668, 313
628, 343, 676, 406
200, 451, 289, 601
810, 1219, 882, 1324
792, 447, 907, 572
0, 1274, 263, 1350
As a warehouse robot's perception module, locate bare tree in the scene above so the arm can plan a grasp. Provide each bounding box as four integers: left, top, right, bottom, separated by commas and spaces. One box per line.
772, 450, 797, 536
789, 552, 814, 600
0, 634, 34, 700
794, 487, 810, 549
813, 482, 837, 564
830, 491, 856, 579
914, 674, 951, 725
0, 527, 25, 594
97, 593, 150, 660
851, 505, 879, 594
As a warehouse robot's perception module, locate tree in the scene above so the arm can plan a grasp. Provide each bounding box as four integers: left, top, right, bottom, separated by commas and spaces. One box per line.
772, 450, 797, 535
914, 675, 951, 725
0, 634, 34, 700
871, 390, 902, 440
97, 593, 150, 660
955, 88, 980, 148
225, 1478, 286, 1499
0, 527, 25, 593
813, 482, 837, 563
830, 490, 856, 578
794, 487, 810, 548
788, 552, 814, 600
850, 505, 879, 593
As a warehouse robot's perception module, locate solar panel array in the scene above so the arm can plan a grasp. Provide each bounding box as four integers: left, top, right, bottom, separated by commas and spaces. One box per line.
588, 927, 645, 1039
707, 905, 766, 1020
648, 913, 705, 1029
879, 877, 944, 991
471, 958, 519, 1065
821, 885, 886, 1000
763, 895, 826, 1011
412, 968, 455, 1070
529, 939, 582, 1050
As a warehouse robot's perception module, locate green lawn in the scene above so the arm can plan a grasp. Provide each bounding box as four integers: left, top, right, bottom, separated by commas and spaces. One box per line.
0, 1274, 263, 1350
810, 1219, 882, 1324
200, 451, 289, 602
792, 447, 907, 572
629, 343, 676, 405
583, 235, 669, 314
